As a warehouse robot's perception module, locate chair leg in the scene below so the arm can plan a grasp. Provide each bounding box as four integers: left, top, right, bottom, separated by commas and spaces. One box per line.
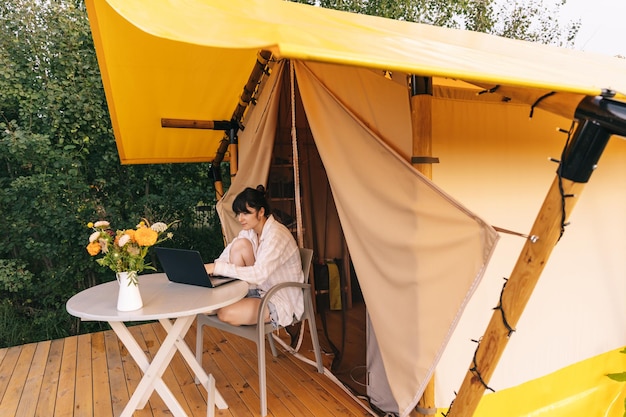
305, 304, 324, 373
257, 337, 268, 416
267, 333, 278, 357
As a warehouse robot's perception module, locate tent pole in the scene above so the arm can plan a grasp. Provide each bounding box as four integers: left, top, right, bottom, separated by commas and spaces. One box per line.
212, 50, 273, 167
447, 95, 624, 417
211, 50, 273, 200
409, 75, 438, 417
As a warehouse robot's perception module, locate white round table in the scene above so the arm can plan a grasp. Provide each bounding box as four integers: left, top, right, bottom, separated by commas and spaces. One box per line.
66, 273, 248, 417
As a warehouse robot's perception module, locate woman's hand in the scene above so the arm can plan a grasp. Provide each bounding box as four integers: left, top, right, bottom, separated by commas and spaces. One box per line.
204, 263, 215, 275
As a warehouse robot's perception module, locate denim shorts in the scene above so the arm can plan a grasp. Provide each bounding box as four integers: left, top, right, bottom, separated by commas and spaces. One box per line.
247, 289, 279, 329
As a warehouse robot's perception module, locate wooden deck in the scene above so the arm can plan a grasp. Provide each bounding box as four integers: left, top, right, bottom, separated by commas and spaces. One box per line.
0, 318, 374, 417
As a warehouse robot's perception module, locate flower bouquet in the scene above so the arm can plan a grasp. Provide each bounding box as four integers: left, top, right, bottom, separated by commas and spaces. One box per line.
86, 219, 175, 311
86, 219, 174, 285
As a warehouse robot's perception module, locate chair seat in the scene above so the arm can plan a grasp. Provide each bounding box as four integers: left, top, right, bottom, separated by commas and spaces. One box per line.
199, 313, 274, 341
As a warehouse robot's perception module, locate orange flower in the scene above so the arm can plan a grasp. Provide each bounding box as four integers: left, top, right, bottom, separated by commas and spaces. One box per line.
134, 227, 158, 246
86, 241, 101, 256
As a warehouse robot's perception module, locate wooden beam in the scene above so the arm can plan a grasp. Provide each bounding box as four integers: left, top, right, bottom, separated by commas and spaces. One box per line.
409, 75, 438, 417
212, 50, 273, 167
160, 119, 233, 130
448, 113, 614, 416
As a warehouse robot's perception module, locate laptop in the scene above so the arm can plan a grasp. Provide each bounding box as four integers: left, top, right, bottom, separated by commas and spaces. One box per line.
154, 247, 238, 288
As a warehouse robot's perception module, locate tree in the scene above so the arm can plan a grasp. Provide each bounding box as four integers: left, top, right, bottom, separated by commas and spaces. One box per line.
292, 0, 580, 47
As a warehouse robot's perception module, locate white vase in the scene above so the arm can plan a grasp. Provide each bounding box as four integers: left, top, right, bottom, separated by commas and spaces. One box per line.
116, 271, 143, 311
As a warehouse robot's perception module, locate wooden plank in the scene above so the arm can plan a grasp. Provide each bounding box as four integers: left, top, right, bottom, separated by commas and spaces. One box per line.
234, 327, 361, 417
147, 323, 207, 417
91, 332, 113, 417
225, 331, 315, 417
279, 334, 372, 416
183, 325, 239, 417
16, 340, 51, 417
103, 329, 129, 417
74, 333, 94, 417
0, 347, 9, 371
1, 343, 37, 416
266, 324, 370, 416
196, 325, 261, 416
0, 345, 22, 403
55, 335, 77, 417
35, 338, 64, 417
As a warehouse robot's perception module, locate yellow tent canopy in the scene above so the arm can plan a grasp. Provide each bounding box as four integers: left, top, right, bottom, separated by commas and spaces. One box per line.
86, 0, 626, 165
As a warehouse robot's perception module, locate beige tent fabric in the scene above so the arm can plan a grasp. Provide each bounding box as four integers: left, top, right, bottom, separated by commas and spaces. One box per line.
216, 63, 284, 243
294, 61, 499, 416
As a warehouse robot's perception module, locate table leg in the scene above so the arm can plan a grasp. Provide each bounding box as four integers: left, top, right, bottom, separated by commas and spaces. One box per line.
109, 317, 194, 417
159, 318, 228, 410
206, 374, 215, 417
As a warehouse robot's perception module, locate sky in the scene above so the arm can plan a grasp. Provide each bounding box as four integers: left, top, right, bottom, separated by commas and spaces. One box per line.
559, 0, 626, 57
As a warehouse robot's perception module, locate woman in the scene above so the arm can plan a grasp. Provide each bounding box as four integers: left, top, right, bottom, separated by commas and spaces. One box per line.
204, 185, 304, 328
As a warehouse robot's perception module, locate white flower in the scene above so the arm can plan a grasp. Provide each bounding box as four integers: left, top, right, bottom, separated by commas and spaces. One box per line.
99, 238, 109, 253
118, 234, 132, 247
94, 220, 110, 228
151, 222, 168, 233
166, 232, 173, 239
89, 231, 101, 243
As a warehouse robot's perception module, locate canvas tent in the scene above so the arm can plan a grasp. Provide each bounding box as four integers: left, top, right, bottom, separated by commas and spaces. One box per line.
85, 0, 626, 415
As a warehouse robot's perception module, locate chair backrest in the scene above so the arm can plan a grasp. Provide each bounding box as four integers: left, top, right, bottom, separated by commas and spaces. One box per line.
299, 248, 314, 284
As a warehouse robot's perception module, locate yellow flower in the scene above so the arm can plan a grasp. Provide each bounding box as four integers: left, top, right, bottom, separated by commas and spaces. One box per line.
134, 227, 158, 246
86, 241, 101, 256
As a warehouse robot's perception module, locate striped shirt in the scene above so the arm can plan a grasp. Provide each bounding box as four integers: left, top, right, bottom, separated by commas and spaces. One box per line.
213, 215, 304, 327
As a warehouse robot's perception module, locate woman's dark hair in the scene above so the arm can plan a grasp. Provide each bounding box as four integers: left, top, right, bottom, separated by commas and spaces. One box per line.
232, 185, 271, 217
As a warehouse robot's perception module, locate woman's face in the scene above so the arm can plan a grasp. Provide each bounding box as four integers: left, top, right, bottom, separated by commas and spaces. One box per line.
236, 205, 265, 232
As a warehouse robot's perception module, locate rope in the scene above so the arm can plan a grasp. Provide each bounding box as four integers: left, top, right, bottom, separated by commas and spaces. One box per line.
492, 226, 538, 243
289, 61, 304, 248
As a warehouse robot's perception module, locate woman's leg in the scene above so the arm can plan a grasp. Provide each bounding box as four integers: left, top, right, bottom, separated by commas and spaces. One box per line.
217, 297, 270, 326
217, 237, 270, 325
228, 237, 255, 266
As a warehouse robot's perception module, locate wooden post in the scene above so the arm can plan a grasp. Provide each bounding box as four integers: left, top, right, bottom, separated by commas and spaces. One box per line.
409, 75, 438, 417
447, 112, 615, 416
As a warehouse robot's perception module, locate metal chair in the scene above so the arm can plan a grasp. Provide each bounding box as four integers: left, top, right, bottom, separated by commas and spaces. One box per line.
195, 247, 324, 416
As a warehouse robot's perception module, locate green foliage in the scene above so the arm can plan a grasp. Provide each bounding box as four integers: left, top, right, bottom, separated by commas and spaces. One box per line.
0, 0, 225, 347
292, 0, 580, 47
0, 260, 33, 293
492, 1, 580, 46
